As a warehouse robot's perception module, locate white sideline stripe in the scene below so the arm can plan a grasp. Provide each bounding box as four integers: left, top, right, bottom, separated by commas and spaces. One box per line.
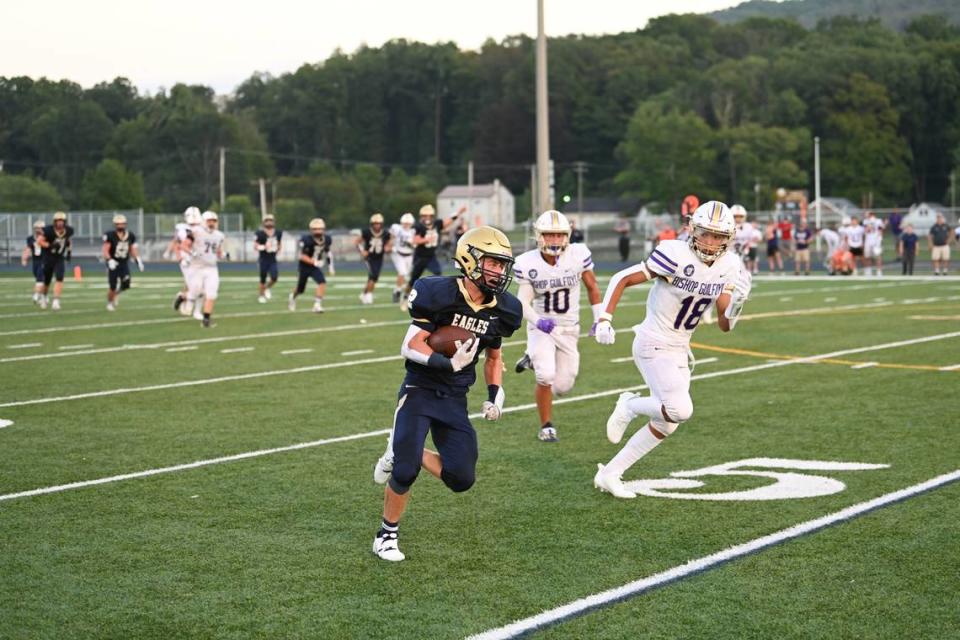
939, 363, 960, 371
220, 347, 254, 354
851, 362, 878, 369
466, 469, 960, 640
2, 331, 958, 410
165, 346, 197, 352
341, 349, 374, 356
7, 343, 42, 349
0, 319, 411, 364
2, 332, 957, 502
281, 348, 314, 355
57, 344, 94, 351
609, 356, 718, 366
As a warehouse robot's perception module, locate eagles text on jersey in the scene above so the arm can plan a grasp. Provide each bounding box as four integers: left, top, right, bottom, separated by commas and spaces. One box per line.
405, 276, 522, 396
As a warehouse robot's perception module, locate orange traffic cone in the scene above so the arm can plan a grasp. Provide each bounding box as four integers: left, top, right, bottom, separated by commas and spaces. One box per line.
73, 265, 83, 281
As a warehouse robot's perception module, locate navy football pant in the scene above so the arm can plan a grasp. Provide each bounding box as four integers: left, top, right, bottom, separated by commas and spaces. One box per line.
294, 266, 326, 295
108, 261, 131, 292
42, 258, 65, 286
259, 259, 279, 284
366, 254, 384, 282
389, 386, 478, 495
408, 255, 442, 288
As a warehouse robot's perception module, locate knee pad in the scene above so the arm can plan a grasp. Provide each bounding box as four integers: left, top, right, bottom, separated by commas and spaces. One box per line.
552, 373, 576, 397
441, 467, 475, 493
389, 461, 420, 494
661, 394, 693, 424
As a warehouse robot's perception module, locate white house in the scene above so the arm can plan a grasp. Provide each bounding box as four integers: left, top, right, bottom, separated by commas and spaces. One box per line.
437, 180, 515, 231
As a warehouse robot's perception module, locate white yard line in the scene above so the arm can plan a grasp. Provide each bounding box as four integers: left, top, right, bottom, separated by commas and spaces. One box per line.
220, 347, 254, 354
1, 332, 957, 502
281, 348, 314, 355
341, 349, 374, 356
57, 344, 94, 351
466, 469, 960, 640
938, 363, 960, 371
6, 343, 42, 349
165, 346, 198, 353
850, 362, 878, 369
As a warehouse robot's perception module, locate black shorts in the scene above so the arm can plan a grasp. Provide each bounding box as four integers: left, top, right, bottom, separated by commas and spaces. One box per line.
259, 258, 279, 284
388, 385, 477, 494
295, 266, 325, 294
747, 247, 757, 260
766, 241, 779, 257
32, 260, 44, 283
409, 254, 442, 286
42, 258, 65, 286
108, 261, 131, 292
849, 246, 864, 257
366, 254, 384, 282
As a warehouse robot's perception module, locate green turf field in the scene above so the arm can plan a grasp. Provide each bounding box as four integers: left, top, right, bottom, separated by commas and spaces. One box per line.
1, 270, 958, 639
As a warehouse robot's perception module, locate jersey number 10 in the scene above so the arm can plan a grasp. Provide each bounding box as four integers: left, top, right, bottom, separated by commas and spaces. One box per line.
674, 295, 711, 330
543, 288, 570, 314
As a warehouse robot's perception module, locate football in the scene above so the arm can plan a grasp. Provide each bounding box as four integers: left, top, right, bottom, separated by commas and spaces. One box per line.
426, 325, 476, 357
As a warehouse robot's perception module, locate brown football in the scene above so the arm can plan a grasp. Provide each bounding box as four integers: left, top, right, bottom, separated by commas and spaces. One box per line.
426, 325, 476, 357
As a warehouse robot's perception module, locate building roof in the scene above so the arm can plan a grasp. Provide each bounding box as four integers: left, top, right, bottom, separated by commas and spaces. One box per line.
559, 196, 640, 215
438, 184, 502, 198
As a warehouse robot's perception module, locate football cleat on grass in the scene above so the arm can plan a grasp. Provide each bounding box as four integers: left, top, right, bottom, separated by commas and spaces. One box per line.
372, 532, 404, 562
538, 426, 558, 442
288, 294, 296, 312
514, 353, 533, 373
173, 293, 184, 311
258, 295, 267, 304
201, 317, 214, 329
312, 301, 324, 314
51, 298, 61, 311
106, 302, 116, 312
264, 289, 272, 300
607, 392, 636, 444
40, 296, 48, 310
392, 290, 401, 304
593, 463, 636, 499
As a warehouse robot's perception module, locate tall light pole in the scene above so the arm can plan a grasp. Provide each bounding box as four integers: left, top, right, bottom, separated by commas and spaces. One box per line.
535, 0, 552, 215
814, 136, 822, 251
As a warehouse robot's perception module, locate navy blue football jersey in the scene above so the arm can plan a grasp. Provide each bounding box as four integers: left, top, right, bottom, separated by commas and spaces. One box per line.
361, 228, 387, 255
42, 225, 73, 258
26, 236, 47, 262
404, 276, 522, 396
414, 220, 443, 258
299, 233, 332, 268
255, 229, 283, 259
102, 230, 137, 262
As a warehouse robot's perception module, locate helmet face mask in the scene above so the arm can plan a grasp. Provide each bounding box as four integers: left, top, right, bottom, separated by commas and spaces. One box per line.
534, 210, 571, 257
455, 226, 515, 296
689, 201, 735, 263
400, 213, 415, 228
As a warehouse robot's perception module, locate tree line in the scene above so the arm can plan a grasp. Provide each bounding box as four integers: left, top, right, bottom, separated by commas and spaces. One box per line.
1, 13, 959, 228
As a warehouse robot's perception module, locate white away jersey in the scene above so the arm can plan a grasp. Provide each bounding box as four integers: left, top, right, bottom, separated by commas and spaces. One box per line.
841, 224, 864, 248
863, 218, 884, 244
639, 239, 741, 347
819, 228, 840, 252
192, 227, 225, 266
514, 243, 594, 327
390, 224, 416, 256
734, 222, 756, 254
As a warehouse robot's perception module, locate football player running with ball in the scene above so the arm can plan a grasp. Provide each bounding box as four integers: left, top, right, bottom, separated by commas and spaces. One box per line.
513, 210, 602, 442
370, 226, 523, 561
592, 201, 752, 498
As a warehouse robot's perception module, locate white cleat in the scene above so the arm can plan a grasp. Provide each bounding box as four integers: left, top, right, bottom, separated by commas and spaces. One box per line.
193, 308, 204, 321
258, 295, 267, 304
593, 463, 636, 499
288, 294, 296, 312
106, 302, 116, 312
372, 532, 405, 562
264, 288, 272, 300
40, 296, 48, 310
538, 426, 558, 442
32, 292, 40, 305
374, 451, 394, 485
606, 392, 636, 444
51, 298, 61, 311
312, 302, 324, 314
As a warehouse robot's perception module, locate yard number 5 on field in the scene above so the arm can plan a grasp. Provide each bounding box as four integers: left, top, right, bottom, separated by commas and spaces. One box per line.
624, 458, 889, 501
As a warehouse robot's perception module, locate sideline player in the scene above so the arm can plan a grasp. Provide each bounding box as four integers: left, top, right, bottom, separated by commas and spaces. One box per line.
183, 211, 225, 327
21, 220, 47, 304
862, 211, 885, 276
254, 214, 283, 303
731, 205, 756, 272
513, 210, 602, 442
36, 211, 74, 310
841, 216, 865, 274
169, 207, 202, 312
370, 226, 523, 561
102, 214, 143, 311
289, 218, 334, 313
390, 213, 416, 303
591, 201, 752, 498
356, 212, 391, 304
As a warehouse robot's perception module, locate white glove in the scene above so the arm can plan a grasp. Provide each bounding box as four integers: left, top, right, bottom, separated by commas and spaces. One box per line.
594, 319, 616, 345
180, 255, 191, 269
733, 268, 752, 298
328, 265, 336, 276
450, 338, 479, 372
107, 259, 118, 271
482, 385, 505, 421
136, 257, 145, 272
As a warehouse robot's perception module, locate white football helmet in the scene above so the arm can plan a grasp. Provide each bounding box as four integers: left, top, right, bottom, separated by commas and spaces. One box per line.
400, 213, 415, 227
689, 201, 735, 263
184, 206, 202, 225
534, 210, 571, 256
730, 204, 747, 221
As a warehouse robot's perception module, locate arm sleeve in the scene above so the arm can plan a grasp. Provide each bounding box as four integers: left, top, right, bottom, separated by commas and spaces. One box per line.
516, 281, 539, 324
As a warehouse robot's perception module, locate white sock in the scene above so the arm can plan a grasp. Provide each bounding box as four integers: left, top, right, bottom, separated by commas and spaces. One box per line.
626, 394, 662, 421
605, 425, 662, 477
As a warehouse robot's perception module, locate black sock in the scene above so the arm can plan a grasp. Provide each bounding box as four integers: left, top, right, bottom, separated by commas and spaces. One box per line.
541, 421, 553, 430
378, 519, 399, 537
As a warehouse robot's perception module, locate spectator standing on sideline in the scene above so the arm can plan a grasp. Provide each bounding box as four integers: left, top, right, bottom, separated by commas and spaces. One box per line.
899, 224, 919, 275
887, 210, 903, 247
777, 216, 794, 261
929, 213, 952, 275
793, 220, 813, 275
765, 219, 783, 273
614, 215, 631, 262
569, 219, 585, 244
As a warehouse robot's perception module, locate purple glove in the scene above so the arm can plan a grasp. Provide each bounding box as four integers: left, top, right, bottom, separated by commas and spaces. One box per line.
589, 322, 598, 337
535, 318, 556, 334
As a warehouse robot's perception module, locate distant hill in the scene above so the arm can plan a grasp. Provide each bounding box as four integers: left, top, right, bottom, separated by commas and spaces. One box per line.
710, 0, 960, 31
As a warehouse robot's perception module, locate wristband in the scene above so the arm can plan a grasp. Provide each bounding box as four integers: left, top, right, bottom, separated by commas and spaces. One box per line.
598, 311, 613, 323
591, 303, 603, 322
427, 352, 454, 371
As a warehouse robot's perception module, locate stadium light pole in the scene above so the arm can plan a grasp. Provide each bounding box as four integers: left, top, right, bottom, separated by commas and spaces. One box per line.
219, 147, 226, 211
814, 136, 821, 252
535, 0, 552, 215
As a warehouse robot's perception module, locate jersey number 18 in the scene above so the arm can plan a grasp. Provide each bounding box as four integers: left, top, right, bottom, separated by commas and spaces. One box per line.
674, 296, 711, 330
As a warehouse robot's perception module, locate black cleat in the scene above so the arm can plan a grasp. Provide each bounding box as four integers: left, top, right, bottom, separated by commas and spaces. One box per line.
515, 353, 533, 373
173, 293, 184, 311
201, 317, 212, 328
392, 290, 402, 304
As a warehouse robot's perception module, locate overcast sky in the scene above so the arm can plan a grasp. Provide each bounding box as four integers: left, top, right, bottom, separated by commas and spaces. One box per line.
4, 0, 745, 94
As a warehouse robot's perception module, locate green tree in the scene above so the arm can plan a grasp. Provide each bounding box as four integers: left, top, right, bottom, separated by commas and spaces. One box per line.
79, 159, 144, 209
274, 198, 316, 229
218, 194, 259, 229
0, 173, 66, 211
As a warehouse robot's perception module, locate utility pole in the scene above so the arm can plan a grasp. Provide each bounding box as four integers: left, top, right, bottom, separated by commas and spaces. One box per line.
219, 147, 226, 211
259, 178, 267, 220
574, 161, 587, 215
535, 0, 552, 213
814, 136, 822, 252
754, 178, 760, 213
951, 170, 957, 212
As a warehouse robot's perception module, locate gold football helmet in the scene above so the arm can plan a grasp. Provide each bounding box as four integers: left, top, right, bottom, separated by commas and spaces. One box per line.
455, 226, 515, 296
